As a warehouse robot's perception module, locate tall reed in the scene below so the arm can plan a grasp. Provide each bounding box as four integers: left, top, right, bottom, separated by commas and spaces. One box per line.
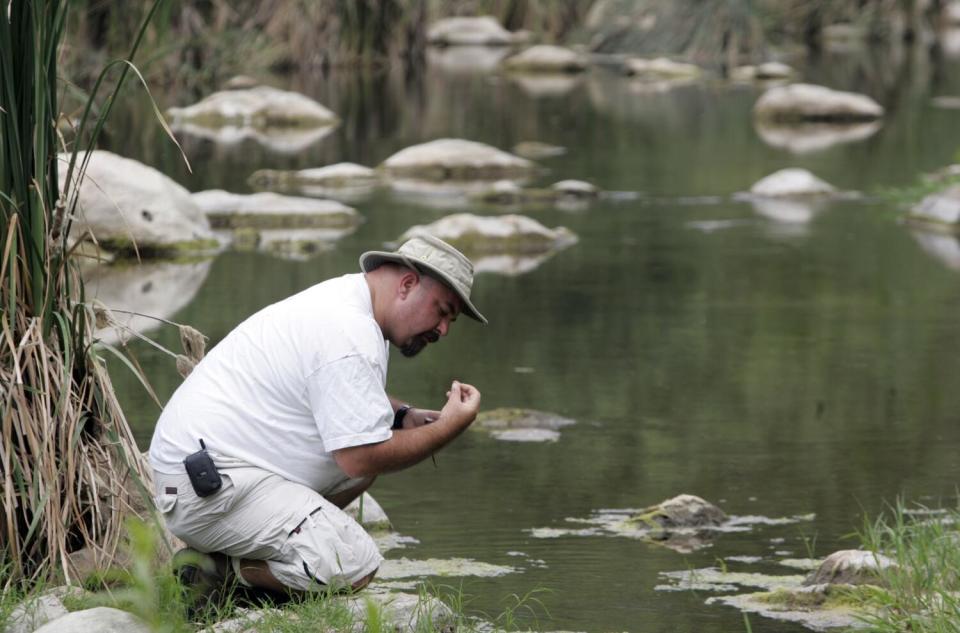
0, 0, 163, 585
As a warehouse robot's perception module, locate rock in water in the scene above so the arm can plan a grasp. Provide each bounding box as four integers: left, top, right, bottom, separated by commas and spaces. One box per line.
750, 169, 836, 197
632, 494, 728, 529
754, 83, 883, 122
803, 550, 895, 586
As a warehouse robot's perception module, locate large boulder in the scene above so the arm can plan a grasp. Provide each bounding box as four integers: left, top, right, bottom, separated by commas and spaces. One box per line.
427, 15, 517, 46
750, 169, 836, 197
503, 45, 587, 73
398, 213, 576, 254
630, 494, 728, 530
191, 190, 360, 229
754, 83, 884, 123
4, 587, 83, 633
59, 151, 217, 257
908, 185, 960, 230
380, 138, 536, 181
167, 86, 338, 129
803, 550, 895, 586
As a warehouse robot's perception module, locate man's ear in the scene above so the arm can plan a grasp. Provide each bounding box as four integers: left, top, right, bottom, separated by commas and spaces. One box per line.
397, 269, 420, 299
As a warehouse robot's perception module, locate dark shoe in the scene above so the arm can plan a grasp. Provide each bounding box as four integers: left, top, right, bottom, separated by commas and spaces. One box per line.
172, 548, 234, 617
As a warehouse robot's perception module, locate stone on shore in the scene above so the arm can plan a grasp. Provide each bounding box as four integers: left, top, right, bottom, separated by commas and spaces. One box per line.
381, 138, 536, 181
427, 15, 517, 46
750, 169, 836, 197
167, 86, 338, 129
344, 589, 455, 633
191, 190, 360, 229
908, 185, 960, 230
398, 213, 577, 254
59, 150, 217, 258
630, 494, 728, 530
32, 607, 151, 633
4, 586, 84, 633
754, 83, 884, 122
503, 45, 587, 73
625, 57, 702, 80
803, 550, 895, 586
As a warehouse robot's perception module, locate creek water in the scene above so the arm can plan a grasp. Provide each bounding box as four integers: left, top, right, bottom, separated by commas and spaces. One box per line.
98, 45, 960, 632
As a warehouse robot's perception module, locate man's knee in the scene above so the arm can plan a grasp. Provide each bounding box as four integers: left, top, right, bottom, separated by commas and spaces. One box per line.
351, 566, 378, 591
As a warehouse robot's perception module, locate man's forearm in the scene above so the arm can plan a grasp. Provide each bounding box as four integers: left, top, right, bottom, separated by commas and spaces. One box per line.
333, 413, 469, 477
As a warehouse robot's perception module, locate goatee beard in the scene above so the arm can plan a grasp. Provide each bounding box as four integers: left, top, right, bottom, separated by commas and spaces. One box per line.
400, 330, 439, 357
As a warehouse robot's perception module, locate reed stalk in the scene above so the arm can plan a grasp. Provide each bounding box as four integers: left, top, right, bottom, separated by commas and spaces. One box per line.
0, 0, 165, 586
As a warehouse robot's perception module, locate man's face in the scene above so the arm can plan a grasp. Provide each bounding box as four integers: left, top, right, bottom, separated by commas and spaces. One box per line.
396, 273, 462, 358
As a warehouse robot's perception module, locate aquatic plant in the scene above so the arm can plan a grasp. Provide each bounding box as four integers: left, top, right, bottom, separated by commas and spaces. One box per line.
859, 499, 960, 632
0, 0, 172, 585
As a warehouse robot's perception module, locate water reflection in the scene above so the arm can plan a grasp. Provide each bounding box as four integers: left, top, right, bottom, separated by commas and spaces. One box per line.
172, 122, 336, 155
84, 260, 213, 344
754, 120, 882, 154
910, 229, 960, 271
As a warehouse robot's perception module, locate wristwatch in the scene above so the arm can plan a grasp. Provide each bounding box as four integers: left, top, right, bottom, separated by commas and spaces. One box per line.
392, 405, 411, 430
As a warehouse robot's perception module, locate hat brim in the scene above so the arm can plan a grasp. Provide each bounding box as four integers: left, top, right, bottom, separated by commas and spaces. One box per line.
360, 250, 488, 324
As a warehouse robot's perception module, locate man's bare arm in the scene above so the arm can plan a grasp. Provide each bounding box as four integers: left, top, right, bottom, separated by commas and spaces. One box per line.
334, 381, 480, 477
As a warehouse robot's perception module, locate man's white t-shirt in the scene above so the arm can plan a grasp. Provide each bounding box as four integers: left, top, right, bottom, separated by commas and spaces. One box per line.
149, 273, 393, 493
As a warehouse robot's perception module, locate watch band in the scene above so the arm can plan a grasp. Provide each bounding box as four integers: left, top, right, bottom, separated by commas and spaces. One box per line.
392, 405, 411, 430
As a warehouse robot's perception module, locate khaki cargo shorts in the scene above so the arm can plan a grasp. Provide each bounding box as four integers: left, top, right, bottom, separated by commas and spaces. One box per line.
153, 458, 382, 591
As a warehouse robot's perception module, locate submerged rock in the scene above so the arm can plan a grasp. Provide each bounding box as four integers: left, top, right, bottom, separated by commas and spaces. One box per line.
908, 185, 960, 231
474, 407, 576, 442
513, 140, 567, 159
250, 163, 381, 201
59, 150, 217, 258
427, 15, 518, 46
552, 179, 599, 198
754, 83, 884, 123
191, 190, 360, 230
630, 494, 728, 530
624, 57, 702, 80
398, 213, 577, 254
750, 169, 836, 198
381, 138, 536, 181
803, 550, 895, 586
503, 45, 587, 73
167, 86, 338, 129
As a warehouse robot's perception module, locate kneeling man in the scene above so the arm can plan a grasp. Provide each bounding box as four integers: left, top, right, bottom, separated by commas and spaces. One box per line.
148, 236, 485, 596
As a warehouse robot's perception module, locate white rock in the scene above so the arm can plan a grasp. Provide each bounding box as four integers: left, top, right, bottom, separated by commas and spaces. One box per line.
427, 45, 511, 73
503, 45, 587, 73
750, 169, 836, 197
294, 162, 378, 184
191, 190, 358, 228
4, 587, 76, 633
381, 138, 535, 180
909, 185, 960, 226
625, 57, 702, 79
754, 83, 884, 122
343, 589, 455, 633
32, 607, 151, 633
211, 607, 281, 632
399, 213, 577, 252
552, 179, 599, 197
167, 86, 337, 128
804, 550, 896, 586
755, 62, 794, 80
427, 16, 515, 46
344, 492, 392, 530
59, 151, 215, 255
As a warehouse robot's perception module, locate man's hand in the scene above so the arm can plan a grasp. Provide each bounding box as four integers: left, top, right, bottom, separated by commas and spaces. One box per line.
440, 380, 481, 430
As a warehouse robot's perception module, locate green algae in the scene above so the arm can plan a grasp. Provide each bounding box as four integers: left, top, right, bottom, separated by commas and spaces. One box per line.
94, 237, 220, 260
378, 557, 516, 580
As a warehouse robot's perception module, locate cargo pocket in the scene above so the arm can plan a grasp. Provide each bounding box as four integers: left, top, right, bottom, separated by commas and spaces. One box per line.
153, 491, 178, 515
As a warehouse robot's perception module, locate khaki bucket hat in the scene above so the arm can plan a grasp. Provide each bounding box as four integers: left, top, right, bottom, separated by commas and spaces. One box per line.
359, 235, 487, 324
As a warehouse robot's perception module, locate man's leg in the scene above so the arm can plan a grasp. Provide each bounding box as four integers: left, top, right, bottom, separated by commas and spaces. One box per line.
236, 559, 376, 593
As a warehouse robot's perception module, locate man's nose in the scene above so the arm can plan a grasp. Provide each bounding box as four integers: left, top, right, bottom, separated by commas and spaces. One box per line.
437, 320, 449, 337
